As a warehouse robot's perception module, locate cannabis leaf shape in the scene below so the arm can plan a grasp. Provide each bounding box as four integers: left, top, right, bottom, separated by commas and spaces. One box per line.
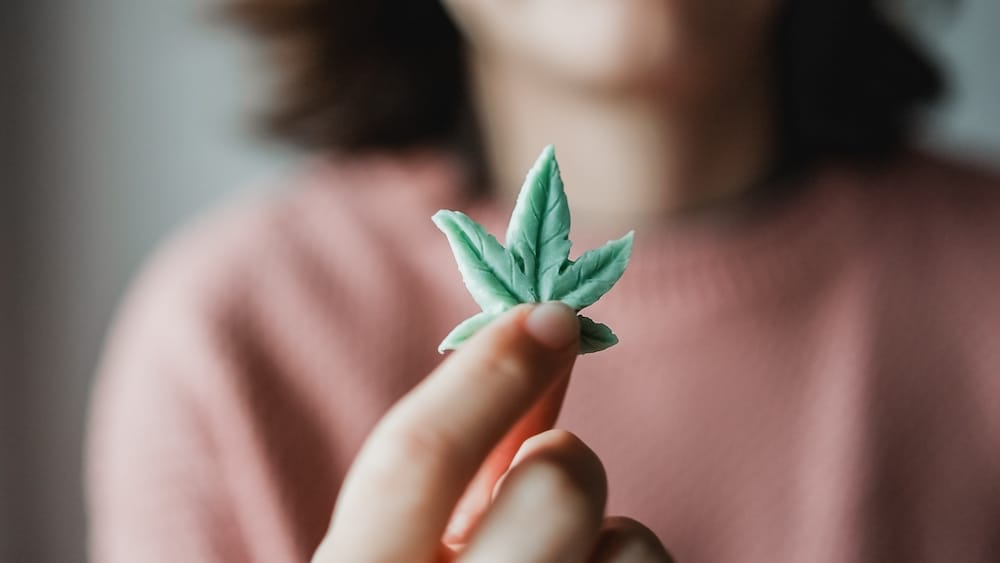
432, 145, 634, 354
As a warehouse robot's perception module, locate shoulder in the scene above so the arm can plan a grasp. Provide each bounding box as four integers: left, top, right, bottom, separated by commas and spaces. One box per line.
124, 152, 465, 322
103, 152, 470, 386
840, 151, 1000, 447
90, 153, 467, 560
842, 150, 1000, 284
807, 150, 1000, 356
865, 149, 1000, 243
852, 150, 1000, 372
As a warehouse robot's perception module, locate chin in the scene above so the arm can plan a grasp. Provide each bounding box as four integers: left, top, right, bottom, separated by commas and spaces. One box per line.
523, 32, 688, 96
554, 38, 679, 92
507, 0, 686, 92
452, 0, 725, 95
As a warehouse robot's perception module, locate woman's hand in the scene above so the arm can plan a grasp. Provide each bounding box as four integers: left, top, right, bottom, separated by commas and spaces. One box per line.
312, 303, 672, 562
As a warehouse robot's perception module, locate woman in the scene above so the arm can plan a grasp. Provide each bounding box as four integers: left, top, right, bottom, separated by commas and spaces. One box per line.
87, 0, 1000, 561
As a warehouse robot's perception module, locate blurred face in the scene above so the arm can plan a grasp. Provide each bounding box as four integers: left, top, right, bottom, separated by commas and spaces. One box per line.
441, 0, 781, 100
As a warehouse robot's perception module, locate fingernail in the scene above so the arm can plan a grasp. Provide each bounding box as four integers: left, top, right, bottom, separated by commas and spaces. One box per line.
443, 511, 472, 545
524, 302, 578, 350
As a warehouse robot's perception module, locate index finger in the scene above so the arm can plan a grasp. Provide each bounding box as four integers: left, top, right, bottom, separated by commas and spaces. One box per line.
321, 303, 579, 562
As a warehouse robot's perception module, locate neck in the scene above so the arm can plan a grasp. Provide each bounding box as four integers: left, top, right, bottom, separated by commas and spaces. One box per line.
468, 57, 776, 237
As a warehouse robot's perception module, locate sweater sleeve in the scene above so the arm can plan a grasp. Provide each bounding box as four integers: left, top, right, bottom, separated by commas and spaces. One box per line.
84, 187, 405, 563
84, 161, 486, 563
85, 231, 257, 563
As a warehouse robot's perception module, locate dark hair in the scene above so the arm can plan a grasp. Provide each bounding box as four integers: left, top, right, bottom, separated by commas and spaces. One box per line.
225, 0, 944, 176
772, 1, 945, 171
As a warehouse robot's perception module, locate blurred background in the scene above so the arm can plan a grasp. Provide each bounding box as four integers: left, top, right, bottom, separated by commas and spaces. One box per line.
1, 0, 998, 561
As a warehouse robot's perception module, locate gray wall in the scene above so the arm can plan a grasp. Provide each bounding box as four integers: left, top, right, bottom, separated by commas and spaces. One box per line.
911, 0, 1000, 159
3, 0, 999, 561
3, 2, 41, 559
4, 1, 293, 561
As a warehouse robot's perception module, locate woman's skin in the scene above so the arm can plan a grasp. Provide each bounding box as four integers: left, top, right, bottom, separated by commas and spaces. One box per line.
313, 1, 782, 560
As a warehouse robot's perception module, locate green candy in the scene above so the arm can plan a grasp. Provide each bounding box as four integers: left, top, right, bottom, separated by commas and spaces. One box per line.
433, 145, 634, 354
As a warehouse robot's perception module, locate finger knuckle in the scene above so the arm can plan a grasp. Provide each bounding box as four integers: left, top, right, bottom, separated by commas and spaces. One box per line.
363, 421, 463, 484
478, 347, 536, 390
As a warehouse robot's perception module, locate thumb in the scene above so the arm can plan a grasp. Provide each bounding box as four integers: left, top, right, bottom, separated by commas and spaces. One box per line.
443, 302, 578, 546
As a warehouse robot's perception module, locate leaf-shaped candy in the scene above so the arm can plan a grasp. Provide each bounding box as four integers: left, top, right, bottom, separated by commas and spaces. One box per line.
433, 145, 634, 354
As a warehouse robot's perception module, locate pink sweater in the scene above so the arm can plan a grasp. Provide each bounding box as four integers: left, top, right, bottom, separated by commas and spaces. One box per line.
87, 151, 1000, 562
